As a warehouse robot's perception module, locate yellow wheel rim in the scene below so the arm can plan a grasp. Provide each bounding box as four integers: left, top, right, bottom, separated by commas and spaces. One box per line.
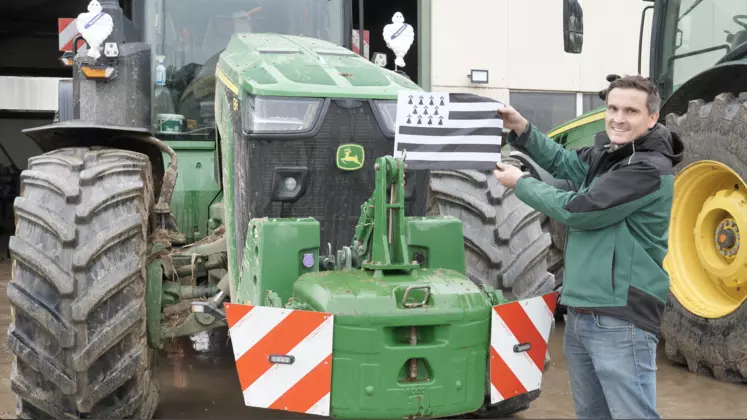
665, 160, 747, 318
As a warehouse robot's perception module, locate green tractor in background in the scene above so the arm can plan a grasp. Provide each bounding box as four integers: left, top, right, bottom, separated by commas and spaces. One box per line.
6, 0, 562, 418
520, 0, 747, 383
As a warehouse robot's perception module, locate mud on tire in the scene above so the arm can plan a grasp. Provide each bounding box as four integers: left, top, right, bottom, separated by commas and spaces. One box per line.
7, 147, 159, 418
661, 93, 747, 383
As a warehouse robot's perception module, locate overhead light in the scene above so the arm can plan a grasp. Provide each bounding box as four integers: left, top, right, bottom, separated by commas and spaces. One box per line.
469, 69, 489, 84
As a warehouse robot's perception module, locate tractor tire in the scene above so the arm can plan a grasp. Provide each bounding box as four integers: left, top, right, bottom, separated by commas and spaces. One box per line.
426, 159, 556, 301
7, 147, 160, 418
426, 160, 556, 417
541, 214, 567, 319
541, 214, 565, 288
661, 92, 747, 383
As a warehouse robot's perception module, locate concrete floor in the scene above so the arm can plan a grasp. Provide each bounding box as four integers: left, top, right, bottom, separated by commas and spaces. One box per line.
0, 262, 744, 419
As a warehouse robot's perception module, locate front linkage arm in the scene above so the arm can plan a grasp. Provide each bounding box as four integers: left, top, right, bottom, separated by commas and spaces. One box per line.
323, 156, 420, 273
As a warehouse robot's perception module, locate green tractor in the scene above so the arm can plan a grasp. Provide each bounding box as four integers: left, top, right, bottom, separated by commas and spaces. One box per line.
6, 0, 562, 418
521, 0, 747, 383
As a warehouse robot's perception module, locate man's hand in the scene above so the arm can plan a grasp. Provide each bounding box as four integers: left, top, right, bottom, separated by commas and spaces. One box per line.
494, 162, 525, 189
497, 104, 529, 135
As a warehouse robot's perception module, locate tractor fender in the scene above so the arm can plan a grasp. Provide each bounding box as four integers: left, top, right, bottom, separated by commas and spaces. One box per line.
21, 121, 167, 199
660, 60, 747, 121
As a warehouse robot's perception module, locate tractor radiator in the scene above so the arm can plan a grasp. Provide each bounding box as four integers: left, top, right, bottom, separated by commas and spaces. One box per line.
234, 99, 429, 266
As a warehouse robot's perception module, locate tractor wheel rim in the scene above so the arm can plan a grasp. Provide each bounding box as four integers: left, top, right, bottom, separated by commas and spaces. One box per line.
665, 160, 747, 318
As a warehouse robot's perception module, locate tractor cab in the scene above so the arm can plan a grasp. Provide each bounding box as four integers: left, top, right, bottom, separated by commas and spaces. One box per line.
561, 0, 747, 106
653, 0, 747, 101
132, 0, 349, 140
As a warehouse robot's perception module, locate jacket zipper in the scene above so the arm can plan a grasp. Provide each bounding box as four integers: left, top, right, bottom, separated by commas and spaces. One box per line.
558, 224, 570, 302
611, 251, 616, 292
561, 151, 602, 303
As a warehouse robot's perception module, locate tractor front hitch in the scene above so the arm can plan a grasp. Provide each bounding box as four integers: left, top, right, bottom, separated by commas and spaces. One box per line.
145, 232, 230, 349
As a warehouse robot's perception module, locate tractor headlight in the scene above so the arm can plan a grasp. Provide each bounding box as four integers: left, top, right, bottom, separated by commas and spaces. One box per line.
243, 95, 323, 134
373, 100, 398, 136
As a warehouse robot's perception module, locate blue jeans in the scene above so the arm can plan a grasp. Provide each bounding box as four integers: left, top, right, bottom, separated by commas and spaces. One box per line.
563, 309, 661, 419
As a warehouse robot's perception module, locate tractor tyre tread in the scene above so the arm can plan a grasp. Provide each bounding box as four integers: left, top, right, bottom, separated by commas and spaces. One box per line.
7, 147, 159, 419
427, 160, 556, 416
457, 390, 539, 419
427, 159, 556, 300
541, 214, 566, 319
661, 295, 747, 382
661, 92, 747, 383
540, 214, 565, 285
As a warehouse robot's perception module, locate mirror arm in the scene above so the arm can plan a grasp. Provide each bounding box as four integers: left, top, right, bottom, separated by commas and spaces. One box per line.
358, 0, 364, 58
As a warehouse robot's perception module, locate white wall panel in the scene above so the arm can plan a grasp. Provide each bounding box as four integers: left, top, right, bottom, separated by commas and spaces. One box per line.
430, 0, 652, 95
0, 76, 69, 112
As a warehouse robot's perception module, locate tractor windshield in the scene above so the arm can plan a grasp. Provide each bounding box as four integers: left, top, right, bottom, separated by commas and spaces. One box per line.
656, 0, 747, 99
142, 0, 347, 140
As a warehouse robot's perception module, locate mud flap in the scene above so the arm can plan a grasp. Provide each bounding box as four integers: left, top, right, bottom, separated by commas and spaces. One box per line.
224, 303, 334, 416
489, 291, 559, 404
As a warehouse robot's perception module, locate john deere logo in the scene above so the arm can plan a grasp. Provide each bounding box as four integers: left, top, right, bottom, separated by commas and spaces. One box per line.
336, 144, 365, 171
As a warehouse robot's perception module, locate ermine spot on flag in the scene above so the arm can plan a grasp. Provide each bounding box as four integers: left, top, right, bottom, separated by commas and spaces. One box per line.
393, 92, 505, 170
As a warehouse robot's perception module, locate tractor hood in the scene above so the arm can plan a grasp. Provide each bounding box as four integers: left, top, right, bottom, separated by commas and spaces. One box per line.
217, 33, 422, 99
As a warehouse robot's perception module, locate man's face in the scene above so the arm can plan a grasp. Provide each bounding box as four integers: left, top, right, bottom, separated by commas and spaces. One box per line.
605, 88, 659, 145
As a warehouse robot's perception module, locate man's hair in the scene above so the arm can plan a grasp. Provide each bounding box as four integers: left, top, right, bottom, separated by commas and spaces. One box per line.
604, 75, 661, 114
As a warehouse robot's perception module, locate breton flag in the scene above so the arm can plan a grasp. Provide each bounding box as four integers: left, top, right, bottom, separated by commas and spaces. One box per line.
393, 91, 505, 170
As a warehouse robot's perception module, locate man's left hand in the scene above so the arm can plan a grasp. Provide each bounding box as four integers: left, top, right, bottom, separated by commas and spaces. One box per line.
493, 162, 525, 189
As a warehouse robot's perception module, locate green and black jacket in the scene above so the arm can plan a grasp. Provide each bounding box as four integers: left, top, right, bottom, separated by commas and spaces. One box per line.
508, 122, 684, 334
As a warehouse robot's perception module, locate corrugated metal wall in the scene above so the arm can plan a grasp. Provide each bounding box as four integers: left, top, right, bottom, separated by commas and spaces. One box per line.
0, 76, 68, 112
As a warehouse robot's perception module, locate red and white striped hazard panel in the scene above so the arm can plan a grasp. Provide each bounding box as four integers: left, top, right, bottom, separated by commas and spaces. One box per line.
489, 291, 559, 404
224, 303, 334, 416
59, 18, 79, 52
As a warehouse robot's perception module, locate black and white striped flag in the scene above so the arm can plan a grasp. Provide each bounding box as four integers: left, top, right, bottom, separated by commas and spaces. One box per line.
393, 92, 505, 170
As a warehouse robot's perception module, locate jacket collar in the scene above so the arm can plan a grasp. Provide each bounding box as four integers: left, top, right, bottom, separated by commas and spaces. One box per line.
593, 126, 657, 161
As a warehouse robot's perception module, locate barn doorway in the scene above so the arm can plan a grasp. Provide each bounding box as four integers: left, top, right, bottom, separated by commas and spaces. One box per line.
353, 0, 419, 84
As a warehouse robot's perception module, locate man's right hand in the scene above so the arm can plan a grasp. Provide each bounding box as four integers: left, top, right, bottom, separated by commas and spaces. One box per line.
497, 104, 529, 135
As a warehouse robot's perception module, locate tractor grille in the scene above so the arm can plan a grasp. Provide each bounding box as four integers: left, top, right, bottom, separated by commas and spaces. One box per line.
234, 99, 429, 264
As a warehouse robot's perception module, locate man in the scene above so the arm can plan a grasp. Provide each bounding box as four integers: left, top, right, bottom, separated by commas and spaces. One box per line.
493, 75, 684, 419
